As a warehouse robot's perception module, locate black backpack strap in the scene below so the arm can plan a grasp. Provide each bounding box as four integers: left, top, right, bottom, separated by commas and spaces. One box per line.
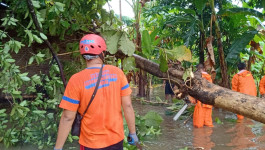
81, 64, 104, 119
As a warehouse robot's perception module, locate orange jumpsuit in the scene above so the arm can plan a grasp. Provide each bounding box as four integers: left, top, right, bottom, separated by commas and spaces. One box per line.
191, 71, 213, 128
231, 70, 257, 120
259, 75, 265, 96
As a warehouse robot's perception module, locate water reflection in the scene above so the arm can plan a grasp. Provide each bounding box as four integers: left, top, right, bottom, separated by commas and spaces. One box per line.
255, 123, 265, 150
132, 87, 265, 150
226, 119, 257, 150
193, 127, 215, 150
257, 126, 265, 143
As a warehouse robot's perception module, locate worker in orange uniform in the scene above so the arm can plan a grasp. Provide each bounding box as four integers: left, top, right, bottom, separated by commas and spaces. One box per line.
54, 34, 138, 150
259, 75, 265, 98
189, 64, 214, 128
231, 62, 257, 120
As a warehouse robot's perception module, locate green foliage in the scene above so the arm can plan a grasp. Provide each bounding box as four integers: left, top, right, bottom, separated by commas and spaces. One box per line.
0, 60, 63, 149
155, 96, 163, 103
28, 52, 45, 65
141, 29, 162, 59
0, 8, 64, 146
123, 111, 163, 150
218, 8, 264, 18
159, 49, 168, 72
143, 111, 163, 128
142, 30, 152, 57
105, 31, 122, 54
182, 68, 194, 81
0, 109, 8, 143
249, 16, 265, 30
119, 33, 135, 56
226, 30, 258, 63
166, 45, 192, 62
0, 41, 64, 147
166, 100, 186, 112
225, 118, 237, 123
166, 100, 193, 120
123, 57, 136, 71
134, 111, 162, 137
2, 99, 61, 148
6, 40, 25, 54
99, 25, 135, 56
215, 117, 223, 124
144, 0, 265, 86
194, 0, 207, 14
1, 16, 18, 26
183, 19, 198, 47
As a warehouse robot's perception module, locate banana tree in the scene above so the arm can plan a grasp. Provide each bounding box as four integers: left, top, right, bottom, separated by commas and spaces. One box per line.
220, 7, 265, 83
209, 0, 229, 88
144, 0, 264, 87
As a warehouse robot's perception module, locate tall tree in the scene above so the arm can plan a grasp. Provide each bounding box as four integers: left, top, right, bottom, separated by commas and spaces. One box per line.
126, 0, 147, 97
209, 0, 229, 88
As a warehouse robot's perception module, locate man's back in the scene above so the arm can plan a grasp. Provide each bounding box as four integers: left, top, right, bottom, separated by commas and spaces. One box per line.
59, 65, 132, 148
201, 71, 212, 108
55, 34, 138, 150
232, 70, 257, 96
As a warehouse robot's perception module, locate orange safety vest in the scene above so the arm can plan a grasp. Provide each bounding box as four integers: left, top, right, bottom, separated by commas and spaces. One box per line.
192, 71, 213, 128
201, 72, 213, 108
259, 75, 265, 95
231, 70, 257, 96
231, 70, 257, 120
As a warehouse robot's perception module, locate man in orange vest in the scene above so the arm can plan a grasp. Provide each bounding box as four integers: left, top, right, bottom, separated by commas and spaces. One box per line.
54, 34, 138, 150
231, 62, 257, 120
190, 64, 214, 128
259, 75, 265, 98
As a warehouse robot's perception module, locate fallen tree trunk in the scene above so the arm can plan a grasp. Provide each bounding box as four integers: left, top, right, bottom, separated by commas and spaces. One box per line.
133, 54, 265, 124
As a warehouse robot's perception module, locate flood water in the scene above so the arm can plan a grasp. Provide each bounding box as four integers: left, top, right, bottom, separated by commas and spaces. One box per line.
132, 86, 265, 150
1, 86, 265, 150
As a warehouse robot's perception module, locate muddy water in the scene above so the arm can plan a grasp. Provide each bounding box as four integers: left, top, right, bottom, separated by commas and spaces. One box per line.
1, 86, 265, 150
132, 86, 265, 150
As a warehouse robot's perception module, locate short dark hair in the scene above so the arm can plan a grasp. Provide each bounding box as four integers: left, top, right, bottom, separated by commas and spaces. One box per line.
237, 62, 246, 70
196, 63, 204, 71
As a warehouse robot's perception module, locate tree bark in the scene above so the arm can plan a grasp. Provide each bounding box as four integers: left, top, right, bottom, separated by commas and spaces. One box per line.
199, 31, 205, 64
138, 69, 146, 97
210, 0, 229, 88
247, 47, 254, 71
132, 71, 137, 85
133, 54, 265, 124
134, 3, 146, 97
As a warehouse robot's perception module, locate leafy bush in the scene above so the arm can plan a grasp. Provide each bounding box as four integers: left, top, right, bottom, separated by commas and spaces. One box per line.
123, 111, 163, 150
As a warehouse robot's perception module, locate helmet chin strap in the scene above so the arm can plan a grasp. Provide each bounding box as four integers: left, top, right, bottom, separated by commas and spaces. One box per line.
99, 52, 105, 63
83, 52, 105, 63
83, 55, 99, 60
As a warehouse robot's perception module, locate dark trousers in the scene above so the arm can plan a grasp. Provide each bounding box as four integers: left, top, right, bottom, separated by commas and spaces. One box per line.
80, 140, 123, 150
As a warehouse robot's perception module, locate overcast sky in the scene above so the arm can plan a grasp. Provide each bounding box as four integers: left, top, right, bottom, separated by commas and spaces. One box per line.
103, 0, 134, 18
